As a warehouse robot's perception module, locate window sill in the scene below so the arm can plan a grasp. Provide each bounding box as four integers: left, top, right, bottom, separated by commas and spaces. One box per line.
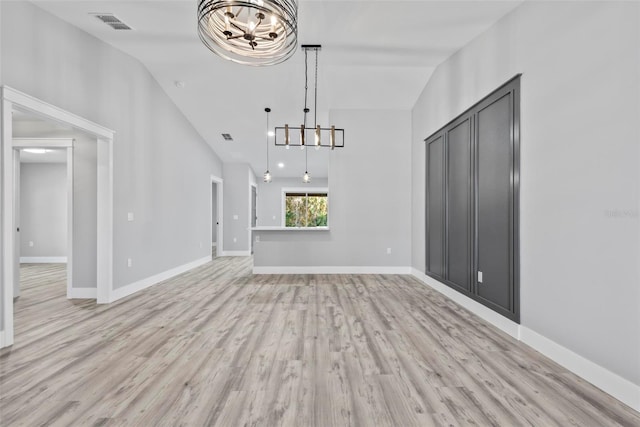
251, 226, 330, 231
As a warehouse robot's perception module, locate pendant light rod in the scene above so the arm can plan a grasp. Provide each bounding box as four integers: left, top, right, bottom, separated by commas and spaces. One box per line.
263, 107, 272, 183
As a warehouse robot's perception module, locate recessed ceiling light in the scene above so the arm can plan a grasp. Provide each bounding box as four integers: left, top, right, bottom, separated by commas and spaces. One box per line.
268, 131, 275, 137
278, 162, 284, 168
175, 80, 186, 88
23, 148, 49, 154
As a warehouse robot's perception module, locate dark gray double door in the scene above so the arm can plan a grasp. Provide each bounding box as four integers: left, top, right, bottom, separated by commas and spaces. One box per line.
425, 76, 520, 322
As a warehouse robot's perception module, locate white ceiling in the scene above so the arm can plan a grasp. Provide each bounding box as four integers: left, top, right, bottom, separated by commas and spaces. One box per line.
30, 0, 522, 178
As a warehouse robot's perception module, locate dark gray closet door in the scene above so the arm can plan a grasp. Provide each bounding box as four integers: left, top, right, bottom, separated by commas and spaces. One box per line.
476, 93, 513, 311
427, 135, 445, 277
447, 119, 472, 292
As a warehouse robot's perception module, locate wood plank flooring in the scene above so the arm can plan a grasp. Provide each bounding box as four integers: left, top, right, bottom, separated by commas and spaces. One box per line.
1, 259, 639, 426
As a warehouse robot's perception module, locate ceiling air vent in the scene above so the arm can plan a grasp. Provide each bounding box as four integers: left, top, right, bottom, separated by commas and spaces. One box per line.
91, 13, 133, 30
222, 134, 233, 141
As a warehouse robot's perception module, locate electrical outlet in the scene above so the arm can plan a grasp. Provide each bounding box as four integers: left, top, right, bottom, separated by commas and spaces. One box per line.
233, 214, 238, 220
127, 258, 132, 268
272, 215, 276, 220
386, 247, 391, 254
233, 237, 237, 243
127, 212, 134, 221
199, 242, 203, 248
29, 241, 34, 247
255, 235, 260, 243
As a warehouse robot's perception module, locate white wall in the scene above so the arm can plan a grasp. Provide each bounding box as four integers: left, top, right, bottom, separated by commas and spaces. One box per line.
257, 177, 328, 227
0, 2, 224, 293
411, 1, 640, 387
254, 109, 412, 268
223, 163, 252, 253
19, 163, 66, 258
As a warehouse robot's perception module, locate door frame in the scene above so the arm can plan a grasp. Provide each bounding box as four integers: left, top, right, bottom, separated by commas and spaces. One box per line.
211, 175, 224, 257
1, 86, 115, 348
13, 138, 74, 298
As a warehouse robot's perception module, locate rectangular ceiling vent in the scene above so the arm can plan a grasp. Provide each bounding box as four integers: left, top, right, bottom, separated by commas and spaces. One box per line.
222, 133, 233, 141
91, 13, 133, 30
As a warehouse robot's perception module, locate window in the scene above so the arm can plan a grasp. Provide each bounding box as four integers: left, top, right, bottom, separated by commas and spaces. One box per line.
284, 191, 328, 227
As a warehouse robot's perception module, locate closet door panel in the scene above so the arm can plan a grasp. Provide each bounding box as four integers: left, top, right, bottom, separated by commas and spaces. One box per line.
476, 93, 512, 311
426, 135, 445, 277
446, 119, 472, 292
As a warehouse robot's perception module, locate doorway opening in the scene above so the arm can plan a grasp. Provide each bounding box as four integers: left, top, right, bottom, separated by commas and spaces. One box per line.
1, 86, 114, 348
211, 175, 223, 258
14, 138, 73, 303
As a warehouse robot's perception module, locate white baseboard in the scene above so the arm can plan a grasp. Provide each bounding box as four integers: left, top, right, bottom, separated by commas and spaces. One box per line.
67, 287, 97, 299
253, 266, 413, 275
0, 330, 5, 349
110, 256, 211, 303
223, 251, 251, 257
411, 268, 640, 412
520, 327, 640, 412
20, 256, 67, 263
411, 268, 521, 339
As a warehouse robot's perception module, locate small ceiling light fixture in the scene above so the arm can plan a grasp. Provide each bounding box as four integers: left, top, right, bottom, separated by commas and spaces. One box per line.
197, 0, 298, 66
274, 45, 345, 149
277, 162, 284, 168
263, 107, 272, 183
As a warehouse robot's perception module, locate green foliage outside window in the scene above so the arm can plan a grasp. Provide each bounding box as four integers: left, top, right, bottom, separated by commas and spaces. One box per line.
285, 193, 328, 227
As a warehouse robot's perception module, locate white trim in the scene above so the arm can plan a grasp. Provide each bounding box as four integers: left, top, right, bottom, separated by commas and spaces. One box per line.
520, 327, 640, 412
4, 87, 114, 138
66, 146, 74, 299
212, 242, 217, 247
2, 94, 15, 347
224, 251, 252, 257
254, 266, 413, 275
411, 268, 640, 412
20, 257, 67, 263
67, 287, 97, 299
109, 256, 211, 303
13, 138, 73, 148
0, 330, 5, 348
411, 268, 521, 339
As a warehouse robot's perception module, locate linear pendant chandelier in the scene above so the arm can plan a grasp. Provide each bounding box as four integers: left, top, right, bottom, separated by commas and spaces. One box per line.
197, 0, 298, 66
274, 45, 345, 150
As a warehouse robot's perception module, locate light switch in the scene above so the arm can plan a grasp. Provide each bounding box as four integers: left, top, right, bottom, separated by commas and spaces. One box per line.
127, 212, 134, 221
233, 214, 238, 220
478, 271, 483, 283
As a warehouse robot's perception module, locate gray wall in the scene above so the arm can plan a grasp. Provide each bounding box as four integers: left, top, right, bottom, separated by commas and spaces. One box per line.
411, 1, 640, 385
20, 163, 67, 258
73, 135, 97, 288
223, 163, 253, 253
256, 177, 328, 227
1, 2, 224, 294
254, 109, 412, 267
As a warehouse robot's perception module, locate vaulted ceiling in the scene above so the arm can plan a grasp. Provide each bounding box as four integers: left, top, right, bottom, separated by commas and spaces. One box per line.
30, 0, 522, 178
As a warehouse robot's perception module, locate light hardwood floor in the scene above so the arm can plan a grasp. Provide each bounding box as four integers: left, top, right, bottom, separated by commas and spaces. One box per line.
1, 259, 639, 426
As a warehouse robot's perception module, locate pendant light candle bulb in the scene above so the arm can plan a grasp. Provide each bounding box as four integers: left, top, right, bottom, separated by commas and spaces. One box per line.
303, 171, 310, 183
284, 124, 290, 148
263, 171, 272, 183
315, 125, 321, 150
